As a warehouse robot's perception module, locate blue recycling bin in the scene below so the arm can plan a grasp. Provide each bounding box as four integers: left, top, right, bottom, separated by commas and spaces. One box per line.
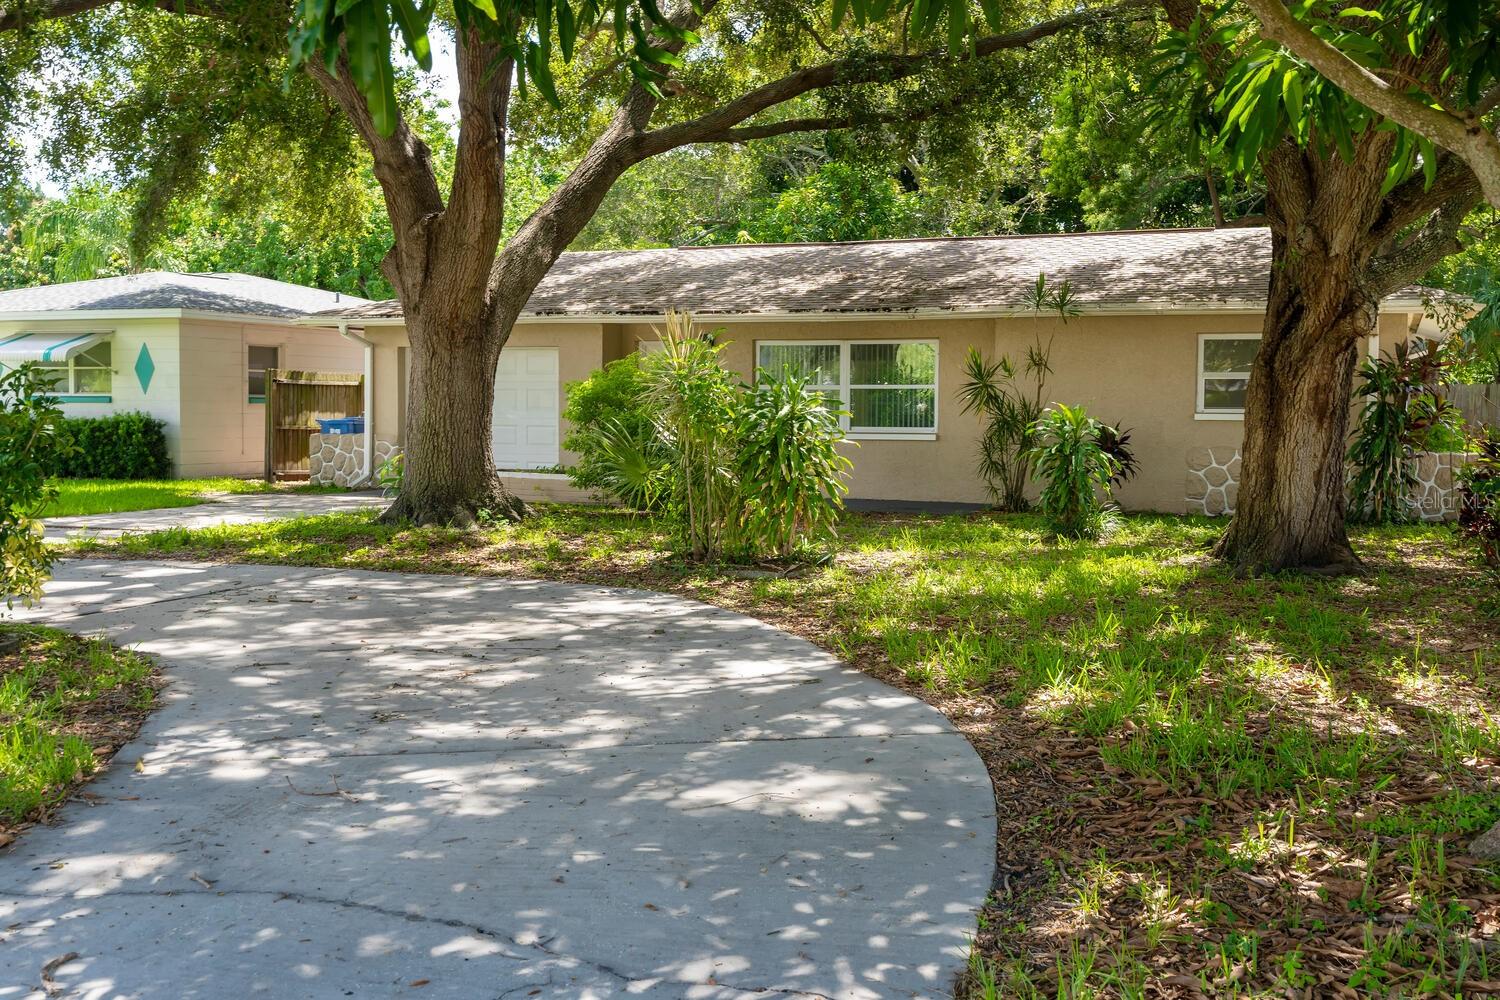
316, 417, 365, 435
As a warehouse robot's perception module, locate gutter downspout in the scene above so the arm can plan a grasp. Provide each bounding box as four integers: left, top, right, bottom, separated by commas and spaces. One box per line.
338, 321, 377, 488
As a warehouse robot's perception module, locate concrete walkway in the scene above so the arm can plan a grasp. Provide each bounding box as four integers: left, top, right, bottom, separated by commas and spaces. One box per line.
1, 560, 995, 999
43, 491, 390, 541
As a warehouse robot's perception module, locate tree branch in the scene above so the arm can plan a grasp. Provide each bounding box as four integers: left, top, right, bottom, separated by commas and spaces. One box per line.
1370, 151, 1482, 249
0, 0, 225, 30
1366, 188, 1476, 293
305, 58, 445, 296
1243, 0, 1500, 209
443, 27, 513, 310
634, 0, 1148, 157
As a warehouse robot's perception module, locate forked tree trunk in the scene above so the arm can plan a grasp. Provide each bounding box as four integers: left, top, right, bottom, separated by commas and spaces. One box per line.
379, 306, 528, 527
1214, 231, 1378, 574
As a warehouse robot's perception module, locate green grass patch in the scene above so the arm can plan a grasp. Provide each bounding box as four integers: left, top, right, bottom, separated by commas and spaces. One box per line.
0, 625, 157, 827
44, 478, 337, 517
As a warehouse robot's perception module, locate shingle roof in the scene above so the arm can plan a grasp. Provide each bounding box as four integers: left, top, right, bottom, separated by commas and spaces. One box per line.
0, 272, 369, 319
326, 226, 1372, 322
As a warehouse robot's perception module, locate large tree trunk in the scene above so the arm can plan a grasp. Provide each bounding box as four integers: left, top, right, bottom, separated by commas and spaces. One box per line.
1210, 129, 1400, 576
379, 305, 528, 527
1214, 223, 1379, 574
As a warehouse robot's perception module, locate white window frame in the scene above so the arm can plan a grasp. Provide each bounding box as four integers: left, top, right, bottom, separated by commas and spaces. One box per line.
247, 343, 280, 403
755, 339, 939, 440
1195, 333, 1260, 421
39, 341, 113, 399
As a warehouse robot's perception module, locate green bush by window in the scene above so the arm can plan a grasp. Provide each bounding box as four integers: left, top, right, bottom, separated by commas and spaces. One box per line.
54, 412, 171, 480
562, 354, 668, 506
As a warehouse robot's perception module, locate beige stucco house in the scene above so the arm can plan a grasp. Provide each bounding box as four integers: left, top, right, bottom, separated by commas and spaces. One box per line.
0, 272, 367, 478
312, 227, 1444, 514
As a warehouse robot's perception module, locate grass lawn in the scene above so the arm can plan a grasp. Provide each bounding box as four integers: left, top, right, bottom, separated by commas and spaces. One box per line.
43, 478, 335, 518
0, 625, 158, 842
66, 508, 1500, 997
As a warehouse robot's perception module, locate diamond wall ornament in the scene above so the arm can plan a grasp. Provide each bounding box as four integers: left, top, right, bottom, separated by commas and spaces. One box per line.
134, 344, 155, 394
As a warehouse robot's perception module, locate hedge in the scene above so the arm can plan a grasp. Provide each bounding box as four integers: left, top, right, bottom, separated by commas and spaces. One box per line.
53, 412, 172, 480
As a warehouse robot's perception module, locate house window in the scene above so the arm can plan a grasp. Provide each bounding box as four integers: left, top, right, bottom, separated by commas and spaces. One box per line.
38, 341, 112, 397
755, 340, 938, 436
248, 345, 279, 403
1197, 334, 1259, 416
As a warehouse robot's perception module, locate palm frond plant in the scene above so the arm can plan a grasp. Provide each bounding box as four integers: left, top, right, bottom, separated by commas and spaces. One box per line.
577, 414, 670, 512
1029, 403, 1121, 540
957, 273, 1076, 511
1347, 338, 1462, 524
735, 369, 853, 560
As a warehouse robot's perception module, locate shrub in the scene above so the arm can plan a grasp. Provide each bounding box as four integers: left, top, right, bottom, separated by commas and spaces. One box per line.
735, 369, 852, 559
643, 312, 742, 560
957, 273, 1075, 511
1096, 422, 1139, 486
1, 364, 74, 607
1029, 403, 1120, 540
54, 412, 171, 480
1347, 339, 1461, 524
576, 415, 669, 512
562, 355, 668, 506
1458, 429, 1500, 580
638, 311, 852, 562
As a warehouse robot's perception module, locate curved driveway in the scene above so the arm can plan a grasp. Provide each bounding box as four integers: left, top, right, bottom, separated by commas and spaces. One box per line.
1, 560, 994, 999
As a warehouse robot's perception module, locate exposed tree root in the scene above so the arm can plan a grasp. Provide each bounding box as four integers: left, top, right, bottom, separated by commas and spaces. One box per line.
377, 478, 530, 528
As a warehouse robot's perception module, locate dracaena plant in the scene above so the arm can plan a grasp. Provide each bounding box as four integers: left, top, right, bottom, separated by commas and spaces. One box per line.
1028, 403, 1120, 541
957, 273, 1076, 512
643, 310, 741, 561
735, 369, 852, 561
1347, 338, 1463, 524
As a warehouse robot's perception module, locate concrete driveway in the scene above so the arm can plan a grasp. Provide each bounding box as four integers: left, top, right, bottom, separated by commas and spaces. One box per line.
1, 560, 995, 999
43, 491, 390, 542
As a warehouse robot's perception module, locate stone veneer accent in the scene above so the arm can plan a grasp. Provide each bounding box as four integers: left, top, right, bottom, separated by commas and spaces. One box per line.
1186, 448, 1470, 521
310, 435, 598, 504
1185, 447, 1241, 516
310, 433, 399, 488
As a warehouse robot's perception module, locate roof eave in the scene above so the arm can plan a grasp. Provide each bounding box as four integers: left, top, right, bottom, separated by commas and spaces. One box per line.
0, 307, 344, 326
315, 297, 1438, 328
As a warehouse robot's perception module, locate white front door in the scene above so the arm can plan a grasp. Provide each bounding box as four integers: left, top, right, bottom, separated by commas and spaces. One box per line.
492, 348, 560, 470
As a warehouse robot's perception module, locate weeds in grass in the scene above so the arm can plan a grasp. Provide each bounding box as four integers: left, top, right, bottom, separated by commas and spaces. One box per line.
0, 625, 156, 824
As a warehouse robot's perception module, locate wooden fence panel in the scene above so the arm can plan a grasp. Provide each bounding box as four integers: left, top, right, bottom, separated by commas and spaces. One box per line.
264, 369, 364, 481
1449, 383, 1500, 430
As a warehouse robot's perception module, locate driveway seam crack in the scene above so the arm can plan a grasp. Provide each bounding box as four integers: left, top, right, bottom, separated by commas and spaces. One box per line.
0, 886, 836, 997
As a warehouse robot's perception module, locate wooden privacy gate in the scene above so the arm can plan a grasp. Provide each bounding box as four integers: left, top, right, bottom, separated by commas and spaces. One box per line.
264, 369, 364, 481
1449, 383, 1500, 430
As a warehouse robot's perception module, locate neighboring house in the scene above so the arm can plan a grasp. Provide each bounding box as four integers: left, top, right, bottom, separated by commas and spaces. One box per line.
313, 227, 1444, 514
0, 272, 368, 478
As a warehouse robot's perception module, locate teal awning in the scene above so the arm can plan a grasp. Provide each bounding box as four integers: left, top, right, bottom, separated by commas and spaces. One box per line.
0, 330, 112, 367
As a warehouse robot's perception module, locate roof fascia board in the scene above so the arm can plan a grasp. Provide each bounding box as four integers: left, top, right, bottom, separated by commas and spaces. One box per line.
0, 308, 338, 327
314, 300, 1436, 328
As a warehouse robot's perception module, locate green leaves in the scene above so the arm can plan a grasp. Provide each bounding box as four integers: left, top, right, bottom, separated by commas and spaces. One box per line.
0, 364, 74, 608
1175, 0, 1500, 191
290, 0, 1013, 136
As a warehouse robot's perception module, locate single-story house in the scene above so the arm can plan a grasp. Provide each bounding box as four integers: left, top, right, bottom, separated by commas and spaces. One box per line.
311, 226, 1449, 515
0, 272, 368, 477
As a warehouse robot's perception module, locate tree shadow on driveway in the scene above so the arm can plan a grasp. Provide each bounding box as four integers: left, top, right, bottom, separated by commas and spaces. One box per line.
0, 560, 995, 1000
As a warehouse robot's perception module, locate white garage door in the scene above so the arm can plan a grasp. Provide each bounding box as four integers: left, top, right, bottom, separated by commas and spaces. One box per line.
492, 349, 560, 470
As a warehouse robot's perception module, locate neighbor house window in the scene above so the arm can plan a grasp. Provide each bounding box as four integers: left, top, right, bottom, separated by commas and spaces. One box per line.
248, 345, 278, 402
756, 340, 938, 435
38, 341, 112, 397
1197, 334, 1259, 416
